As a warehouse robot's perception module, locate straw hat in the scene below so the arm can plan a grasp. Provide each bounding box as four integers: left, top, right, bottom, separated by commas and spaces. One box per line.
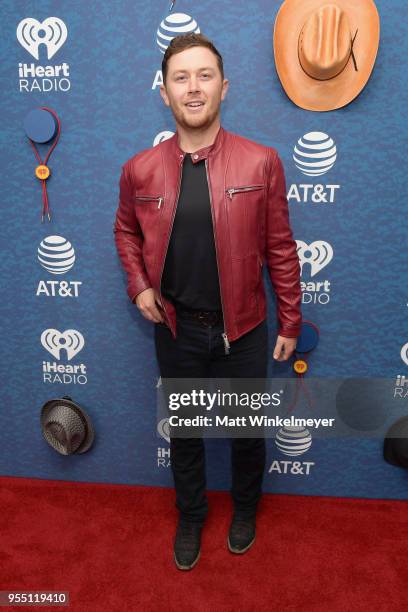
273, 0, 380, 111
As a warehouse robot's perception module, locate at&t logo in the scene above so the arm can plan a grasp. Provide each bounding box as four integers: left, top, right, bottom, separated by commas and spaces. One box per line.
268, 426, 315, 476
293, 131, 337, 176
156, 13, 199, 54
153, 131, 174, 146
36, 236, 82, 298
288, 131, 340, 204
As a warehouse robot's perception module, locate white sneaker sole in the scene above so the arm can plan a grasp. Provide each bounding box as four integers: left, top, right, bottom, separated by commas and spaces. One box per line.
174, 549, 201, 570
227, 534, 256, 554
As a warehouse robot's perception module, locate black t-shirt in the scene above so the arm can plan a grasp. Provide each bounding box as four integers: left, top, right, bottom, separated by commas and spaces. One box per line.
161, 153, 222, 310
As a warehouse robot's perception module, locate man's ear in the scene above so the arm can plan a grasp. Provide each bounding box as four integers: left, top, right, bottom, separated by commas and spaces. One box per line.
221, 78, 229, 101
160, 85, 170, 107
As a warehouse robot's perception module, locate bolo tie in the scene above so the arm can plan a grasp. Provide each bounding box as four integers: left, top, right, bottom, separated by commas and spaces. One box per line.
285, 321, 320, 413
27, 106, 61, 222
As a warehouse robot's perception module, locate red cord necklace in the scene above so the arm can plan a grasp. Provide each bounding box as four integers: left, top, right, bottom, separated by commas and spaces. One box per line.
28, 107, 61, 222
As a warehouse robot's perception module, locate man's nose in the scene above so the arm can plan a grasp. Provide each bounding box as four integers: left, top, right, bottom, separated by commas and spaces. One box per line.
188, 76, 201, 93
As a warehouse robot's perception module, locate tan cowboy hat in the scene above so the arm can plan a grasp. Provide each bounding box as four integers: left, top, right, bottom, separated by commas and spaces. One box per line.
273, 0, 380, 111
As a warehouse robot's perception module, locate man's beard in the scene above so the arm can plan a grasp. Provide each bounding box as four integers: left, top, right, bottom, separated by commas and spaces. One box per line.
172, 102, 219, 131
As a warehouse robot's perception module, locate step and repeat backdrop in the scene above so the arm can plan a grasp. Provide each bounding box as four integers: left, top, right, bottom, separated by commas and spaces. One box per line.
1, 0, 407, 499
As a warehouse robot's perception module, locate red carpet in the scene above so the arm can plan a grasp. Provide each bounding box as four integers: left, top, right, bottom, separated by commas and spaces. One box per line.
1, 475, 407, 611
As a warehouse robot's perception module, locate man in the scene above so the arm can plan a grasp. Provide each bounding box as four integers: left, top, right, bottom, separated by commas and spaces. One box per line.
114, 33, 302, 570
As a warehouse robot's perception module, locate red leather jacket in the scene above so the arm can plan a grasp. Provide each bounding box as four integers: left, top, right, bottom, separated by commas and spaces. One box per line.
114, 126, 302, 353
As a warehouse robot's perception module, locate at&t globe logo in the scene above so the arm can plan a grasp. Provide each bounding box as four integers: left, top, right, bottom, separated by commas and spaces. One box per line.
38, 235, 75, 274
153, 131, 174, 146
156, 13, 200, 54
293, 132, 337, 176
275, 426, 312, 456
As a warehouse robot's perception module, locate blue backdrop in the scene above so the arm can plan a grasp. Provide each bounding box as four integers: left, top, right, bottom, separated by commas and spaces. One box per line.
1, 0, 407, 499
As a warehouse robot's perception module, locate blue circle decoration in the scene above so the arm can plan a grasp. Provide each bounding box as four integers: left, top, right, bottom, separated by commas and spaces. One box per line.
24, 108, 57, 143
295, 321, 319, 353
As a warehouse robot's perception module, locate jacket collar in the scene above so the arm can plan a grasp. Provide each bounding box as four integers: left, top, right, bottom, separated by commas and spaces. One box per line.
170, 125, 225, 164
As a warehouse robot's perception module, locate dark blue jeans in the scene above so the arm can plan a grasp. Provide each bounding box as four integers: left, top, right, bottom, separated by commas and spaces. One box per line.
154, 310, 268, 525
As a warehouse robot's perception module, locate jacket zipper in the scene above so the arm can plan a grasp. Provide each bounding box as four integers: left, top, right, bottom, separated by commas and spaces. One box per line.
226, 184, 264, 200
157, 154, 185, 328
135, 195, 163, 209
205, 158, 230, 355
256, 255, 263, 315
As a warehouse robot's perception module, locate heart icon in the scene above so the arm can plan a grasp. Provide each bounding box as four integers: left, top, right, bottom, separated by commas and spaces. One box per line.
17, 17, 67, 60
41, 329, 85, 361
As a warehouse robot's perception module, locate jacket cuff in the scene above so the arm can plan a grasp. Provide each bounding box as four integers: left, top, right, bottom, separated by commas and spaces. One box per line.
127, 275, 152, 303
278, 323, 302, 338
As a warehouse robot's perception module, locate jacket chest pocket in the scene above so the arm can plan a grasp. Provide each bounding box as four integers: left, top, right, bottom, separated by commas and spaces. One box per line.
134, 194, 164, 239
135, 194, 164, 209
225, 184, 265, 259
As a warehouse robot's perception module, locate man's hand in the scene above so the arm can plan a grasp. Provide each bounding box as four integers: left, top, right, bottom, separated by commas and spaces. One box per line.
134, 288, 164, 323
273, 335, 297, 361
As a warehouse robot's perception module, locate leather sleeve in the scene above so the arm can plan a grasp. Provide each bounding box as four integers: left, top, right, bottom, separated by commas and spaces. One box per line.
265, 149, 302, 338
113, 163, 152, 302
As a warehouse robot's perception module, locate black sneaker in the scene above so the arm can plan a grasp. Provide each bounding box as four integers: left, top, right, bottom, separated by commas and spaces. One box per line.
174, 521, 203, 570
227, 516, 256, 554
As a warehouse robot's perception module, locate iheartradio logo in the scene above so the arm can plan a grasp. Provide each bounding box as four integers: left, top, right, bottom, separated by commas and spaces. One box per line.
296, 240, 333, 277
157, 418, 170, 443
16, 17, 67, 60
41, 328, 84, 360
